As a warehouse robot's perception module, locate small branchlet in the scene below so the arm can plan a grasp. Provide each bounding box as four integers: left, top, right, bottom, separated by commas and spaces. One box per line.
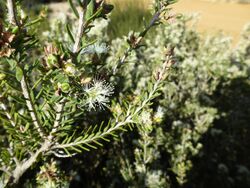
113, 1, 177, 73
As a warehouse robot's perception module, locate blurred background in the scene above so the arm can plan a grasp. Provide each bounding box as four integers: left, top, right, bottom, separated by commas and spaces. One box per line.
22, 0, 250, 43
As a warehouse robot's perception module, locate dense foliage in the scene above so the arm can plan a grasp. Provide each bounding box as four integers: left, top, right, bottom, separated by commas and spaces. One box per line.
96, 15, 250, 188
0, 0, 250, 187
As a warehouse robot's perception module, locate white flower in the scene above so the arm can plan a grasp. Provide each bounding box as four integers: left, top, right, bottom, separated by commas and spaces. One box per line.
82, 42, 109, 54
153, 106, 165, 123
84, 79, 114, 110
140, 111, 152, 126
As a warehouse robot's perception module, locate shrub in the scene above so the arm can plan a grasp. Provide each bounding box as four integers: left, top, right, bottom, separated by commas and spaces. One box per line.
102, 15, 250, 188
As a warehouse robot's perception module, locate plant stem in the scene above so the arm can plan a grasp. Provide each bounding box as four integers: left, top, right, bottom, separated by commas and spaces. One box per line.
8, 140, 51, 185
113, 8, 163, 73
48, 98, 66, 141
20, 76, 46, 139
48, 6, 88, 140
73, 10, 85, 53
7, 0, 20, 26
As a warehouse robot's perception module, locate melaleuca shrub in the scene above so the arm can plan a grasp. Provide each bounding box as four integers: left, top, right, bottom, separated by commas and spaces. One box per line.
0, 0, 178, 187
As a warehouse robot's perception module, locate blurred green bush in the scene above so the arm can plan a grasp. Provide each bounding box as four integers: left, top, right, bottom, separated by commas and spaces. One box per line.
100, 15, 250, 187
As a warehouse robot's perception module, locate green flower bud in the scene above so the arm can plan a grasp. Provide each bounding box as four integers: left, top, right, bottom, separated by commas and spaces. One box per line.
64, 62, 77, 76
58, 82, 71, 93
47, 54, 58, 68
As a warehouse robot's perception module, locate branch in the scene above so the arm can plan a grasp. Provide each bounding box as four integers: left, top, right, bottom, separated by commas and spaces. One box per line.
48, 98, 66, 141
8, 140, 51, 185
6, 0, 20, 26
73, 10, 85, 53
49, 151, 77, 158
20, 76, 46, 139
52, 118, 133, 150
113, 8, 164, 73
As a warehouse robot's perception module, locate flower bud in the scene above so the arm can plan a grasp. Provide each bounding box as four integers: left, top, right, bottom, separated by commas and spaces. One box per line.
58, 82, 71, 93
64, 61, 77, 76
47, 54, 59, 69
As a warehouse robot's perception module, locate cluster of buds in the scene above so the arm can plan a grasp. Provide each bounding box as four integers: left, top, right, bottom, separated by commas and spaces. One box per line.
36, 160, 67, 187
0, 22, 15, 58
43, 44, 78, 76
42, 45, 77, 76
43, 44, 80, 95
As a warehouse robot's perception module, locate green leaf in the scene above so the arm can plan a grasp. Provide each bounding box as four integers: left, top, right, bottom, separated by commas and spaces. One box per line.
10, 96, 26, 105
85, 0, 95, 20
6, 59, 17, 70
66, 24, 75, 43
68, 0, 79, 18
85, 143, 97, 149
16, 66, 23, 82
24, 18, 42, 27
78, 144, 90, 151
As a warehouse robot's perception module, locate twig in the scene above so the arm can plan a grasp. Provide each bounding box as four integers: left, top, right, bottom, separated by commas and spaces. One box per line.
49, 151, 77, 158
73, 10, 85, 53
48, 6, 87, 140
20, 76, 46, 139
9, 140, 51, 185
48, 98, 66, 141
0, 167, 11, 176
7, 0, 20, 26
113, 8, 163, 73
